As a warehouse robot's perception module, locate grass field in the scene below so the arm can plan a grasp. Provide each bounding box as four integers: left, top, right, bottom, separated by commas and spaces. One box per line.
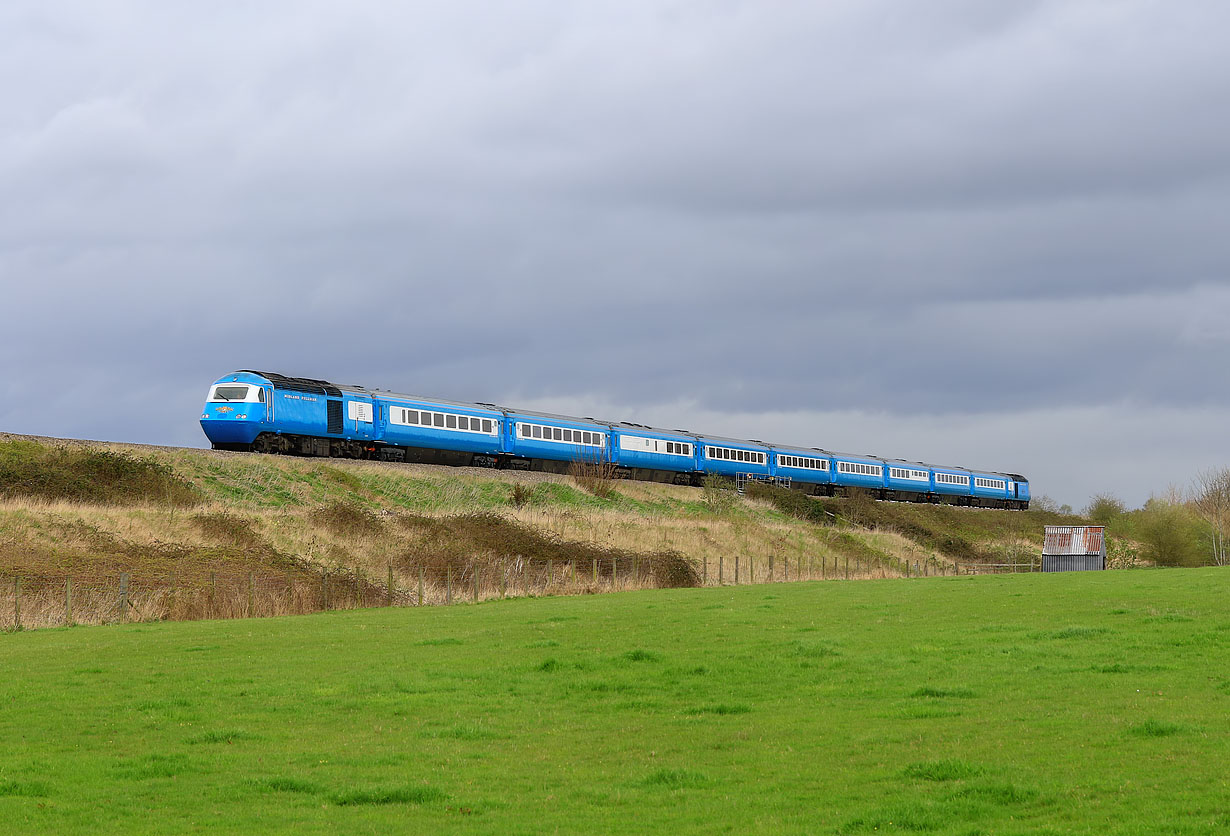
2, 568, 1227, 834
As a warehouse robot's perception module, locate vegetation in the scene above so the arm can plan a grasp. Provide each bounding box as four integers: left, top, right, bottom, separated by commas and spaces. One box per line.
0, 436, 1110, 628
1, 569, 1227, 834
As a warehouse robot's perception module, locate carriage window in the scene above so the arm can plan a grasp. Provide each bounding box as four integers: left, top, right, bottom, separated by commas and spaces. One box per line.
483, 419, 493, 433
446, 415, 457, 429
458, 416, 469, 430
433, 413, 444, 427
553, 427, 562, 440
532, 425, 542, 438
407, 410, 419, 424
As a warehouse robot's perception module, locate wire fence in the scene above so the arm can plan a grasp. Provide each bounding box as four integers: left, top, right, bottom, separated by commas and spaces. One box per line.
1, 552, 1035, 631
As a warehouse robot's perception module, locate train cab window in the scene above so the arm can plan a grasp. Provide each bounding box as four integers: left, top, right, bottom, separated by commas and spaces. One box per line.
257, 388, 265, 403
211, 385, 250, 401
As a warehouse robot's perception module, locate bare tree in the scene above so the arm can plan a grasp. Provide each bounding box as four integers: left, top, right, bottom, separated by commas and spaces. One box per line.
1191, 468, 1230, 566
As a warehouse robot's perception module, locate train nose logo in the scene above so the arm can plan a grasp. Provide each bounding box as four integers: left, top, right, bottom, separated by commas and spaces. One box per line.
216, 406, 234, 413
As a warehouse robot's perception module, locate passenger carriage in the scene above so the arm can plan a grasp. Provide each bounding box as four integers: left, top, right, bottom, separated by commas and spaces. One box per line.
609, 423, 700, 484
506, 410, 611, 474
831, 454, 888, 493
770, 448, 833, 494
697, 436, 771, 480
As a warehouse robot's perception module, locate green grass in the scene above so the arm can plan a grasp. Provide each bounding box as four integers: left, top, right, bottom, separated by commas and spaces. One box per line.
2, 568, 1228, 834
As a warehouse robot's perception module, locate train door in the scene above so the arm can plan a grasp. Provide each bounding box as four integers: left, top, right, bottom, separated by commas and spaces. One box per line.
263, 385, 274, 422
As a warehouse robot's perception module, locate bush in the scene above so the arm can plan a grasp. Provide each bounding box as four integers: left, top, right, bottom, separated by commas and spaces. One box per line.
0, 441, 200, 507
702, 474, 738, 515
568, 456, 620, 500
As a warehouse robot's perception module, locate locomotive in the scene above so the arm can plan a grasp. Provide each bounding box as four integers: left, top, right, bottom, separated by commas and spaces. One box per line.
200, 370, 1030, 509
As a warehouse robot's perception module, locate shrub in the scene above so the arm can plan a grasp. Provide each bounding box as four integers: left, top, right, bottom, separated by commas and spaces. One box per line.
0, 441, 201, 507
568, 456, 620, 500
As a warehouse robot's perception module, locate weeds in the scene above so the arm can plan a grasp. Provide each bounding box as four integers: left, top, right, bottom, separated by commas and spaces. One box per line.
569, 456, 620, 500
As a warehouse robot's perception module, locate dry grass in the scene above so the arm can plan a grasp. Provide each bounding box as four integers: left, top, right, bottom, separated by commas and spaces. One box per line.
0, 435, 1058, 630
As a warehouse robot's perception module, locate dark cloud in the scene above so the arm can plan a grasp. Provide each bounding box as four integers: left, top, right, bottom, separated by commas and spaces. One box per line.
2, 0, 1229, 509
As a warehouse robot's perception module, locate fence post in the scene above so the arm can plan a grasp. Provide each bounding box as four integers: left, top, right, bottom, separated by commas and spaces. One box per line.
474, 568, 479, 604
387, 565, 394, 606
749, 557, 754, 584
65, 577, 72, 626
418, 566, 425, 606
547, 559, 554, 589
119, 573, 129, 622
13, 577, 20, 631
769, 554, 775, 582
592, 558, 598, 587
843, 557, 849, 581
446, 566, 453, 605
501, 560, 507, 599
612, 558, 618, 589
703, 556, 708, 586
719, 555, 724, 585
323, 573, 330, 610
247, 573, 255, 618
632, 557, 638, 586
570, 561, 576, 585
209, 571, 217, 616
735, 555, 740, 585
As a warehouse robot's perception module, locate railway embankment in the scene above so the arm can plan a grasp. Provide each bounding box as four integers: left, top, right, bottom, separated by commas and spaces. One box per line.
1, 433, 1089, 629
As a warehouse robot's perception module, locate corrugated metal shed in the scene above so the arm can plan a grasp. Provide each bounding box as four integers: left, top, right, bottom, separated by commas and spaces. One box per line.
1042, 526, 1106, 572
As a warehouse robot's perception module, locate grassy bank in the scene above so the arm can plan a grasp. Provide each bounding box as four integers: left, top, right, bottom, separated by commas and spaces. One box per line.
2, 569, 1227, 834
1, 436, 1091, 628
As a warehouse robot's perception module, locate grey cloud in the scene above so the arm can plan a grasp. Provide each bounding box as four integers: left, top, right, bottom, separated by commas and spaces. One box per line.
2, 0, 1230, 510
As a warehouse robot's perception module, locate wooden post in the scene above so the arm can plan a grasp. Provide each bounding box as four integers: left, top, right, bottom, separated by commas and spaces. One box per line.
446, 566, 453, 605
821, 555, 826, 580
387, 565, 394, 606
65, 578, 72, 626
247, 572, 255, 618
749, 557, 754, 584
632, 557, 638, 586
703, 556, 708, 585
13, 577, 20, 631
735, 555, 740, 585
119, 573, 129, 622
592, 558, 598, 586
612, 558, 618, 589
323, 573, 330, 609
210, 571, 217, 616
474, 568, 479, 603
769, 554, 775, 582
418, 566, 425, 606
501, 560, 507, 599
843, 557, 849, 580
547, 559, 554, 589
570, 561, 576, 584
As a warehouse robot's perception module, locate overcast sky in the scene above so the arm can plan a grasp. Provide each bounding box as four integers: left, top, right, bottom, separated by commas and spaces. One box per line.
2, 1, 1228, 509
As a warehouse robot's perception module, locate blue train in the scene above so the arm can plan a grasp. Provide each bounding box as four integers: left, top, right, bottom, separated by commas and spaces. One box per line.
200, 370, 1031, 509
